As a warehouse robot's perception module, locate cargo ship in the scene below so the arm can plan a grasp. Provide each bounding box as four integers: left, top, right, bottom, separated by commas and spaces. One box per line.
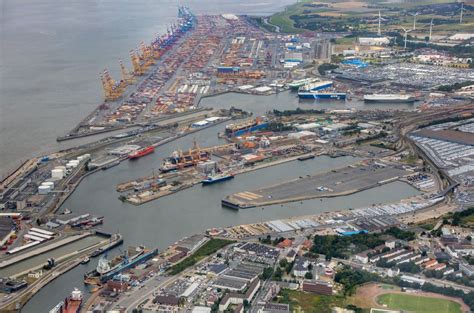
224, 117, 268, 137
128, 146, 155, 159
202, 172, 234, 185
160, 150, 210, 173
288, 78, 319, 90
85, 247, 158, 283
298, 80, 333, 92
49, 288, 82, 313
90, 233, 123, 258
298, 89, 346, 100
71, 216, 104, 228
297, 155, 315, 161
363, 94, 415, 103
87, 157, 120, 171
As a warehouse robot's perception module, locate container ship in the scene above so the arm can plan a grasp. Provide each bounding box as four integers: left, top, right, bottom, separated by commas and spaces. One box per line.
49, 288, 82, 313
202, 172, 234, 185
364, 94, 415, 103
288, 78, 319, 90
85, 246, 158, 284
298, 88, 346, 100
298, 80, 333, 92
128, 146, 155, 159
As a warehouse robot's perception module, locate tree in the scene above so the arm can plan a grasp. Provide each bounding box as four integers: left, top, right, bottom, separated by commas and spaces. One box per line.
305, 272, 313, 279
273, 267, 283, 281
279, 259, 288, 268
261, 267, 274, 280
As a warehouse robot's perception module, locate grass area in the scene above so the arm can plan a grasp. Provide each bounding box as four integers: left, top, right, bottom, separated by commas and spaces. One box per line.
461, 214, 474, 227
377, 293, 462, 313
265, 0, 473, 36
269, 10, 302, 33
278, 289, 347, 313
167, 238, 234, 275
419, 222, 435, 230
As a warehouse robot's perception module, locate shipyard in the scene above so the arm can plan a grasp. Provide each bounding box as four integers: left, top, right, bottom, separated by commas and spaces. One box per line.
1, 0, 474, 312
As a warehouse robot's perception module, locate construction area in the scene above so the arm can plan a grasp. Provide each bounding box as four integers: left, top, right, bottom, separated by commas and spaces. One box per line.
222, 160, 410, 209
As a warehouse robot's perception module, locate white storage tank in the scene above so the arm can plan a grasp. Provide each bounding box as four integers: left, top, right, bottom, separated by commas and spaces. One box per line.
51, 169, 64, 179
42, 181, 54, 188
67, 161, 79, 168
38, 185, 51, 194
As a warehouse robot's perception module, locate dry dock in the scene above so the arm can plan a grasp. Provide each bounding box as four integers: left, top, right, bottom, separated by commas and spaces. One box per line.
222, 161, 409, 209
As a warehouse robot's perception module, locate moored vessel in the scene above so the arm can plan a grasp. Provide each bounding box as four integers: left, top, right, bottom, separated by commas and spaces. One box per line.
84, 247, 158, 283
363, 94, 415, 103
298, 89, 346, 100
202, 172, 235, 185
128, 146, 155, 159
49, 288, 82, 313
298, 80, 333, 92
288, 78, 319, 90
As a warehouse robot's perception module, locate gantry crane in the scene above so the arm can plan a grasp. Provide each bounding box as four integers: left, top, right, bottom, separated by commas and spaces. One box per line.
119, 59, 135, 85
129, 50, 144, 76
139, 42, 155, 70
100, 69, 124, 101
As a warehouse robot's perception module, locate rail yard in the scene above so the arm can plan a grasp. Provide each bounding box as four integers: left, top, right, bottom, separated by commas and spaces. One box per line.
0, 3, 473, 313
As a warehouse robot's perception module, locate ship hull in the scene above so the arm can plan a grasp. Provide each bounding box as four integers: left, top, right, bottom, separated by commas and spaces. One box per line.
202, 175, 234, 185
129, 147, 155, 159
298, 92, 346, 100
298, 82, 332, 92
364, 98, 415, 103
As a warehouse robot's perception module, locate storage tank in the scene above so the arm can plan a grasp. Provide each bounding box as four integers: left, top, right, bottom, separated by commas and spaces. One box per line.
42, 181, 54, 188
51, 169, 64, 179
67, 161, 79, 168
38, 185, 51, 194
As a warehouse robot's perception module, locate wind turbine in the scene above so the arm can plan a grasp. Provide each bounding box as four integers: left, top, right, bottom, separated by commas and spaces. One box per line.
459, 2, 466, 24
410, 12, 420, 30
429, 18, 434, 42
377, 10, 388, 36
401, 26, 412, 49
378, 10, 382, 36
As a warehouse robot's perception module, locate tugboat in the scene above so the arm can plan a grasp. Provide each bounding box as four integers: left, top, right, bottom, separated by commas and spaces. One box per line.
80, 257, 90, 265
49, 288, 83, 313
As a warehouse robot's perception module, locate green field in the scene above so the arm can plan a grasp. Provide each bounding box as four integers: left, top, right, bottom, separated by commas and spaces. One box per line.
278, 289, 347, 313
377, 293, 462, 313
167, 238, 234, 275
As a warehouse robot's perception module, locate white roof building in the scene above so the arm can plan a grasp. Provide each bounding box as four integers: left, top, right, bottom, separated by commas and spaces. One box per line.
449, 33, 474, 41
358, 37, 390, 46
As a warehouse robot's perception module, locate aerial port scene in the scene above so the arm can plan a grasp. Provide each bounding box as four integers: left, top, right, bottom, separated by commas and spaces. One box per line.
0, 0, 473, 312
